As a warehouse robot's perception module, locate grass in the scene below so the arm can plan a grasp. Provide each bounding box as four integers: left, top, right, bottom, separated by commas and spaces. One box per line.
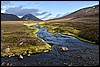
1, 44, 51, 56
1, 19, 99, 57
38, 21, 99, 44
1, 21, 51, 57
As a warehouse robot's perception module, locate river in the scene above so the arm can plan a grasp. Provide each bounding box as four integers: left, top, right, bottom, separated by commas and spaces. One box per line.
1, 25, 99, 66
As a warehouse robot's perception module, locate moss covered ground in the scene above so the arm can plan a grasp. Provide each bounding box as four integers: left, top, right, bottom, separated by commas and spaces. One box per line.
1, 21, 51, 57
38, 22, 98, 44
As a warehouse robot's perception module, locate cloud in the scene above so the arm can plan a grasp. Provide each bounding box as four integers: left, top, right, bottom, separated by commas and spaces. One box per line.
33, 2, 40, 7
63, 12, 72, 16
55, 14, 61, 18
42, 14, 62, 20
41, 13, 52, 19
1, 10, 5, 13
33, 11, 48, 16
39, 12, 48, 15
1, 1, 11, 6
1, 1, 11, 13
5, 6, 49, 17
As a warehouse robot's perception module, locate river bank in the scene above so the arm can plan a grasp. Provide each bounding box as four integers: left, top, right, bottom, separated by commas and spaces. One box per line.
1, 25, 99, 66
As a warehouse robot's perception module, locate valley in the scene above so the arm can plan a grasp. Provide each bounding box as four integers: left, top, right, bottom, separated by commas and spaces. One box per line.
1, 21, 99, 66
1, 3, 99, 66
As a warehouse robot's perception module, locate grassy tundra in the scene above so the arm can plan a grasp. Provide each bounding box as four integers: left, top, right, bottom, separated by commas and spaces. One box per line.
39, 17, 99, 44
1, 17, 99, 57
1, 21, 51, 57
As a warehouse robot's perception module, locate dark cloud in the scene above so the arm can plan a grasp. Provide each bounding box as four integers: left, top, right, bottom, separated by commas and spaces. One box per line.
41, 13, 52, 19
55, 14, 61, 18
39, 12, 48, 15
1, 1, 11, 6
5, 6, 48, 16
33, 12, 48, 16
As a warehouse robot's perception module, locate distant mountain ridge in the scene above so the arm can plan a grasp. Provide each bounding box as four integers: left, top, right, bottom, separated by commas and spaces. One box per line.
48, 4, 99, 21
1, 4, 99, 21
1, 13, 42, 21
1, 13, 22, 21
21, 14, 42, 21
60, 5, 99, 18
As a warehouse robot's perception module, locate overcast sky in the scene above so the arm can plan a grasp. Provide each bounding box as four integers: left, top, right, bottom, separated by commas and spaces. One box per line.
1, 1, 99, 20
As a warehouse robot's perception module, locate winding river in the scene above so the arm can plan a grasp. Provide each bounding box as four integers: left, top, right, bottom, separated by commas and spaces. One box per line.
1, 25, 99, 66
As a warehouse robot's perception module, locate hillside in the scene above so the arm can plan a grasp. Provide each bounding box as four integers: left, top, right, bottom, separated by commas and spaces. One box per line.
1, 13, 22, 21
59, 5, 99, 19
42, 5, 99, 44
47, 5, 99, 22
21, 14, 42, 21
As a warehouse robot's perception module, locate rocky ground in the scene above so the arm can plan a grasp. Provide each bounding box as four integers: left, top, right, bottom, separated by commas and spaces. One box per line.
1, 26, 99, 66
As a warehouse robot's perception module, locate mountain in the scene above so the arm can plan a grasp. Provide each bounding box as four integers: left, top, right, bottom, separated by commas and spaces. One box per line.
60, 5, 99, 19
21, 14, 42, 21
47, 4, 99, 22
44, 4, 99, 44
1, 13, 42, 21
1, 13, 22, 21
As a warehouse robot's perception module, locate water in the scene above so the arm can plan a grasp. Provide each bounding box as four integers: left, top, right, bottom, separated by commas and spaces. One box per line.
36, 26, 78, 45
1, 25, 99, 66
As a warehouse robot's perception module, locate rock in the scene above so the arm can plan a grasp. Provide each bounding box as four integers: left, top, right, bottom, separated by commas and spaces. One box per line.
6, 63, 10, 66
23, 51, 27, 55
68, 64, 72, 66
1, 62, 12, 66
63, 62, 68, 65
1, 62, 5, 66
28, 50, 33, 54
19, 42, 23, 45
5, 54, 9, 57
43, 50, 49, 52
93, 7, 95, 8
25, 64, 27, 66
4, 47, 10, 53
12, 54, 15, 56
15, 53, 20, 56
8, 55, 11, 58
60, 47, 68, 52
22, 53, 26, 56
19, 55, 23, 59
27, 54, 30, 57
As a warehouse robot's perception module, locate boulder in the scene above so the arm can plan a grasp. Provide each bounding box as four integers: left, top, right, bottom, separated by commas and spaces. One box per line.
8, 55, 12, 58
43, 50, 49, 53
19, 55, 23, 59
19, 42, 23, 45
27, 54, 31, 57
4, 47, 10, 53
23, 51, 27, 55
1, 62, 5, 66
60, 47, 68, 52
12, 54, 15, 56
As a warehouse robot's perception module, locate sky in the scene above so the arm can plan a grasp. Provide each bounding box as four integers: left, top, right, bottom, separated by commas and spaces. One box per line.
1, 1, 99, 20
